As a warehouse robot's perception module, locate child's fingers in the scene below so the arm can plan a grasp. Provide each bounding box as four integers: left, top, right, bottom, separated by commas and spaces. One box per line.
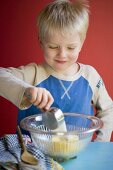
33, 89, 43, 106
34, 90, 48, 108
44, 93, 54, 110
37, 91, 54, 110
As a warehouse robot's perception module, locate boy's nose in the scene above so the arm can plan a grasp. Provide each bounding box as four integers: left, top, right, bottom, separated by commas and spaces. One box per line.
57, 48, 67, 58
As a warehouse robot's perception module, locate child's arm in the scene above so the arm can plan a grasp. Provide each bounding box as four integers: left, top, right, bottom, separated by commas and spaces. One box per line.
0, 66, 31, 108
0, 64, 54, 110
94, 80, 113, 142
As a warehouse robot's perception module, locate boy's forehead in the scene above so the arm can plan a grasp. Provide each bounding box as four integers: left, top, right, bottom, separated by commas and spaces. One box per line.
45, 30, 79, 39
44, 29, 80, 43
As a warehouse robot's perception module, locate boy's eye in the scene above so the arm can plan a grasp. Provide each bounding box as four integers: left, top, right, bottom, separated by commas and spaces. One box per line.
67, 47, 75, 50
48, 46, 58, 49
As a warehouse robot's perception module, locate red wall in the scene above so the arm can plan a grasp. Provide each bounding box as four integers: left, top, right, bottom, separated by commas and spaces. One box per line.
0, 0, 113, 140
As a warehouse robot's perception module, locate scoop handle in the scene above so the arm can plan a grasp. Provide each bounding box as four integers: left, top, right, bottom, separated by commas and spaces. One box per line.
17, 125, 26, 151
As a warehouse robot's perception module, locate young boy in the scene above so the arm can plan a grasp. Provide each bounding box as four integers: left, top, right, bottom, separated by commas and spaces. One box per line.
0, 0, 113, 141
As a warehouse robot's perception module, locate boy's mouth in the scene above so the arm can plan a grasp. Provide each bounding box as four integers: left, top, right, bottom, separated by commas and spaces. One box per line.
55, 60, 67, 64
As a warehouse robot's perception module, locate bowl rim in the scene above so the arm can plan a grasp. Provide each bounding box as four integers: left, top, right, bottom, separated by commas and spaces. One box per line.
20, 112, 103, 135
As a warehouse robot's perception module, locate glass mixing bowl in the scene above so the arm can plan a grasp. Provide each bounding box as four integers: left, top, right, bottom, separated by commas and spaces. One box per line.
20, 113, 103, 161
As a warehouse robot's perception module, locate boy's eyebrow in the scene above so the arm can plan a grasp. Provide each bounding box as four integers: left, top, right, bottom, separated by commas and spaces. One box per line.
47, 42, 78, 46
67, 43, 77, 46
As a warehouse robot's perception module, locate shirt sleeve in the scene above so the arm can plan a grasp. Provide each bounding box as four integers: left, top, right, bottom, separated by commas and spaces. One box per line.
94, 78, 113, 142
0, 63, 38, 109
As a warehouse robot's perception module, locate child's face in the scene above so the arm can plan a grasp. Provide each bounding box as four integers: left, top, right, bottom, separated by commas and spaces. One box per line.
41, 30, 82, 74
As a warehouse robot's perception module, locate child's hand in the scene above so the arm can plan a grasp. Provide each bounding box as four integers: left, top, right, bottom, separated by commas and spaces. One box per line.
24, 87, 54, 111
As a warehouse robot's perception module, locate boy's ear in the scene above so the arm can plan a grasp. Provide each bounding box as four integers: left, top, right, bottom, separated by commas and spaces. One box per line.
38, 37, 43, 48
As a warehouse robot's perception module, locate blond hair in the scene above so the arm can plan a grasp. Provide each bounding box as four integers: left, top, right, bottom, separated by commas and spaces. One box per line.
37, 0, 89, 43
